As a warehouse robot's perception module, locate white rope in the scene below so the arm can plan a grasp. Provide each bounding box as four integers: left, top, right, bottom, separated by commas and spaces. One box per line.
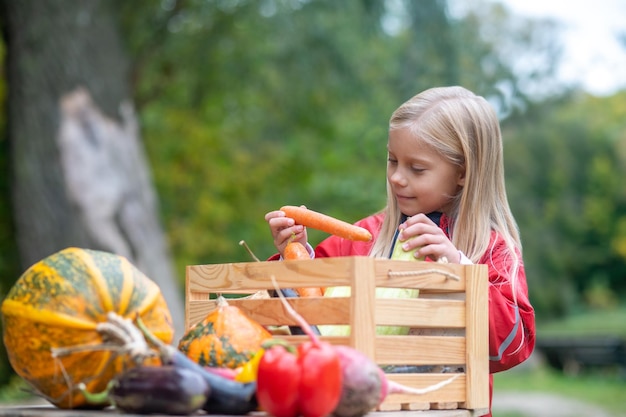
387, 268, 461, 281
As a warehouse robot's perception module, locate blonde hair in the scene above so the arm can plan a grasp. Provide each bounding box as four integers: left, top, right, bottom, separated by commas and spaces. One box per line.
370, 86, 522, 288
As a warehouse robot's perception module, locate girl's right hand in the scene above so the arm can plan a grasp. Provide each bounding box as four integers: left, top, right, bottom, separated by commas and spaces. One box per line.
265, 209, 308, 257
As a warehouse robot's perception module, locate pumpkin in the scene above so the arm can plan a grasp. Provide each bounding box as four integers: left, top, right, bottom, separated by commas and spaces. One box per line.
1, 247, 174, 409
178, 295, 271, 368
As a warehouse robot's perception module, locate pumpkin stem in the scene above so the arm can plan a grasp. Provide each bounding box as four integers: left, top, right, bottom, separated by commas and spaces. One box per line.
136, 315, 181, 365
216, 294, 230, 308
135, 314, 166, 348
51, 312, 155, 365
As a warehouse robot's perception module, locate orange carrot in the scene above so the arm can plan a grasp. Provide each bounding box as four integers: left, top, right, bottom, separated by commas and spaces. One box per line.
280, 205, 372, 242
283, 240, 324, 297
284, 240, 310, 260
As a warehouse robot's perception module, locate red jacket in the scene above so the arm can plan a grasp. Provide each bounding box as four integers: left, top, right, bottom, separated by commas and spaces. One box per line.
270, 212, 535, 416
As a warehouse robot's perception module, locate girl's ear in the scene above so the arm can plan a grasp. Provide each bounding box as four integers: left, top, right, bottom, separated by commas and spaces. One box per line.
457, 167, 466, 187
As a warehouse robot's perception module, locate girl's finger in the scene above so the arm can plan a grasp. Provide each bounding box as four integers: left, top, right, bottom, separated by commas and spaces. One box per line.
264, 210, 286, 221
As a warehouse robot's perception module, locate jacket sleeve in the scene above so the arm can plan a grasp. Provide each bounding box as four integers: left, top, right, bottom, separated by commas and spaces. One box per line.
484, 237, 536, 373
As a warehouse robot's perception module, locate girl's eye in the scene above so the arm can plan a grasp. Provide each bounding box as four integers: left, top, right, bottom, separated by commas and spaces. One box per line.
411, 166, 425, 173
387, 158, 398, 165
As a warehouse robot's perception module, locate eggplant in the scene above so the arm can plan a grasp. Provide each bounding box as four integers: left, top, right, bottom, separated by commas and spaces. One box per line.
163, 345, 259, 415
135, 315, 258, 415
80, 365, 210, 415
110, 366, 209, 415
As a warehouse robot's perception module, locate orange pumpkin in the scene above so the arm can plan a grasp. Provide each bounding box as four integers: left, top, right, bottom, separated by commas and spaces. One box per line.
1, 247, 174, 409
178, 295, 271, 368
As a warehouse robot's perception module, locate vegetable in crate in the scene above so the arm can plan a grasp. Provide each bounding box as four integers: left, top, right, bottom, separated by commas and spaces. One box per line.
0, 247, 174, 409
178, 295, 272, 368
320, 235, 420, 337
283, 236, 324, 298
80, 365, 210, 415
390, 233, 424, 261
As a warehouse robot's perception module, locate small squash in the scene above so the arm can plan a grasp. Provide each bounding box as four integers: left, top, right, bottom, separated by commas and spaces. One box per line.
178, 295, 271, 368
1, 247, 174, 409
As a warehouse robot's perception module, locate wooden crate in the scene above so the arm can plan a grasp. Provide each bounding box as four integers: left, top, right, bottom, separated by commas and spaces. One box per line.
186, 256, 489, 417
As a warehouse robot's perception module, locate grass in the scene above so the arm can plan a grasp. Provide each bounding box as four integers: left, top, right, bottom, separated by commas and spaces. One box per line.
492, 305, 626, 416
0, 376, 34, 404
538, 305, 626, 338
494, 365, 625, 415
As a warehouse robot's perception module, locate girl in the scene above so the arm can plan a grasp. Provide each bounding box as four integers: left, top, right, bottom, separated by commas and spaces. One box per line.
265, 86, 535, 416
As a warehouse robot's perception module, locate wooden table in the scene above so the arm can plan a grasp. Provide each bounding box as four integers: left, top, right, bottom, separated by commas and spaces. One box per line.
0, 406, 474, 417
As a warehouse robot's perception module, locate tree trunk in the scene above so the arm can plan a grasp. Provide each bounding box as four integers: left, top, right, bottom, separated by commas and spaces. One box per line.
1, 0, 184, 339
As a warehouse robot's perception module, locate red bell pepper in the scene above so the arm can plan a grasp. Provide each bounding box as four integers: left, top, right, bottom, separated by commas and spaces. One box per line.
257, 339, 343, 417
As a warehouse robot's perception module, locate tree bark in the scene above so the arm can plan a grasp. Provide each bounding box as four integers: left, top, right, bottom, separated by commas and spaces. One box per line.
1, 0, 184, 339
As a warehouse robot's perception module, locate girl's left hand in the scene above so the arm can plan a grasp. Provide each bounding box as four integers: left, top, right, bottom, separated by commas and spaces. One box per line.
397, 213, 460, 263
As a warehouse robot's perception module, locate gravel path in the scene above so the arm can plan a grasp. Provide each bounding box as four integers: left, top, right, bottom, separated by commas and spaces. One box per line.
492, 391, 623, 417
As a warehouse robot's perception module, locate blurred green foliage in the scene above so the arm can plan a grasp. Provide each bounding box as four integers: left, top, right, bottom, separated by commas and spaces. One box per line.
111, 0, 562, 270
504, 92, 626, 316
1, 1, 626, 389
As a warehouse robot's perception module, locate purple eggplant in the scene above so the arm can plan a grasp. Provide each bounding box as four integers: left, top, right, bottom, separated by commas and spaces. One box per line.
110, 365, 210, 415
135, 316, 258, 415
159, 344, 258, 415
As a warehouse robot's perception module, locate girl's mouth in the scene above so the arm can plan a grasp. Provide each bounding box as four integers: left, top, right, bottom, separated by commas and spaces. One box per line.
396, 194, 413, 201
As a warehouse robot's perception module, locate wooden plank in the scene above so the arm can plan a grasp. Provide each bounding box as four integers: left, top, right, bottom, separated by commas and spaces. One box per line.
350, 257, 377, 360
375, 298, 465, 328
375, 336, 466, 365
186, 258, 466, 296
463, 265, 489, 410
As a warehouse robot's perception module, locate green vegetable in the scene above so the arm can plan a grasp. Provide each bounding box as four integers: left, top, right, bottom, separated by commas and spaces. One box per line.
390, 236, 424, 261
319, 286, 419, 336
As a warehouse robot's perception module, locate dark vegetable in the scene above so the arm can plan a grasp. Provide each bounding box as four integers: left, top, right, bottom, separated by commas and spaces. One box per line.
112, 366, 209, 415
79, 365, 209, 415
332, 345, 382, 417
137, 317, 258, 415
332, 344, 462, 417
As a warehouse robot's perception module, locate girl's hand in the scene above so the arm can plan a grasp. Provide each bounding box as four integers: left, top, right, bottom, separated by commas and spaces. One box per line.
265, 209, 309, 257
398, 213, 460, 263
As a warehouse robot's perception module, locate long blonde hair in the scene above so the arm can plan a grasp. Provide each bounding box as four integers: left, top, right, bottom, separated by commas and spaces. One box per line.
370, 86, 522, 286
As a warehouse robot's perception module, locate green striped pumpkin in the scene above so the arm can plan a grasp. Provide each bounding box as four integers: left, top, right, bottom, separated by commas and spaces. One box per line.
1, 247, 174, 409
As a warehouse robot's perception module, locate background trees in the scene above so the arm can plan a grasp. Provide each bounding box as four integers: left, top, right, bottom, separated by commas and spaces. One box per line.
1, 0, 625, 384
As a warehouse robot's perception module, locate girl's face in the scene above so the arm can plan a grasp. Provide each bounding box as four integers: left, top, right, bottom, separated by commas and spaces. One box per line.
387, 127, 465, 217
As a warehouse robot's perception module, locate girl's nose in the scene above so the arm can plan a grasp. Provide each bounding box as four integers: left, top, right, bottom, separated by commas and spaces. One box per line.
389, 170, 407, 187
